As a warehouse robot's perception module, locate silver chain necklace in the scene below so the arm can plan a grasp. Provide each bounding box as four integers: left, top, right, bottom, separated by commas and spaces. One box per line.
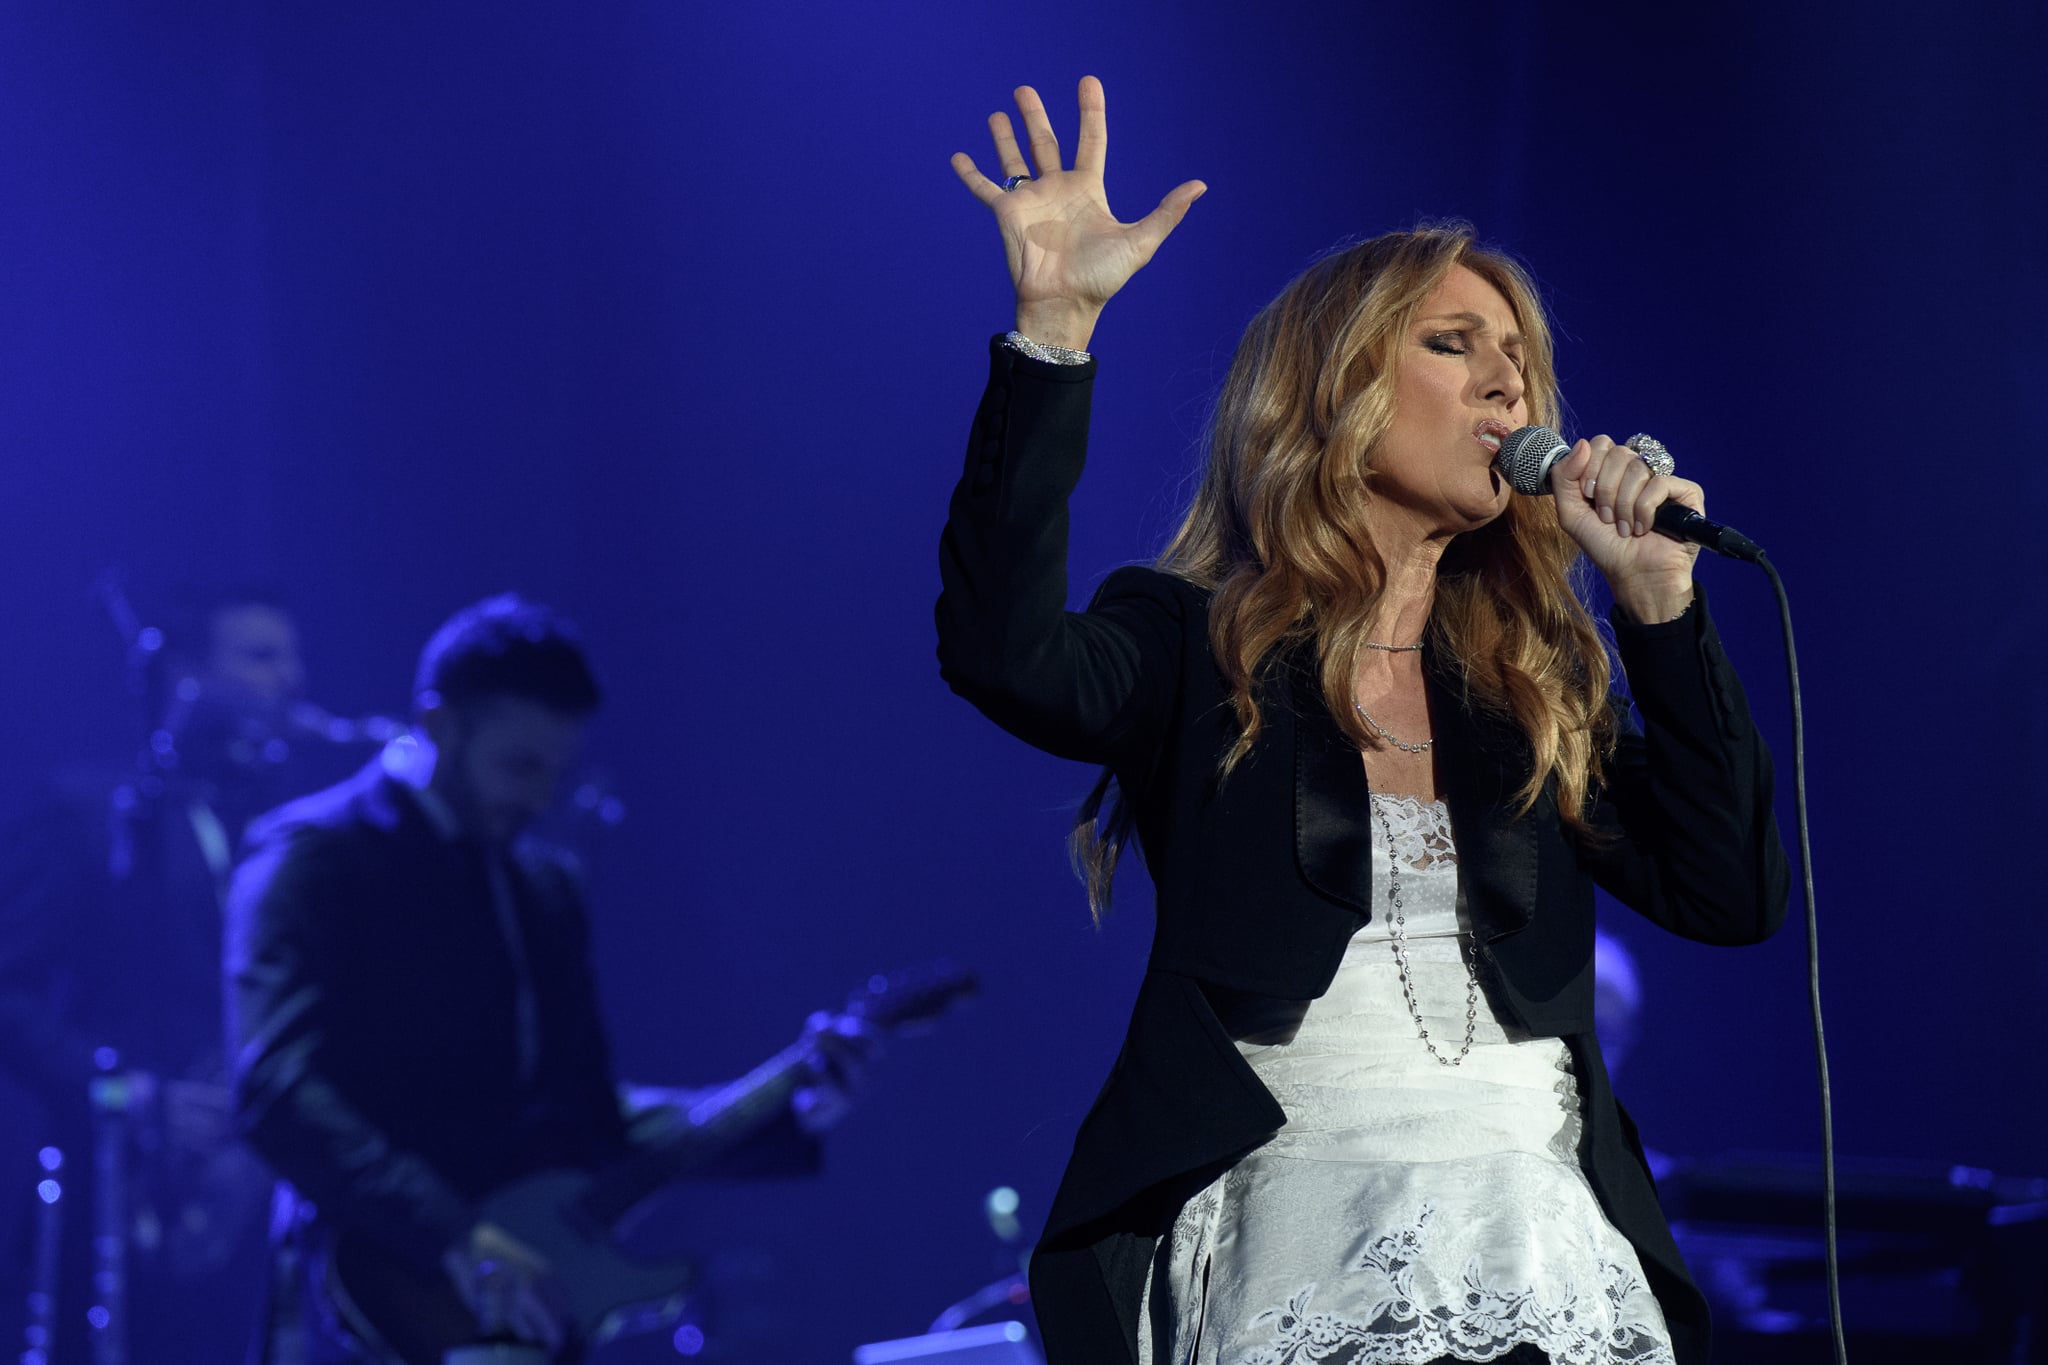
1371, 794, 1480, 1067
1356, 636, 1428, 750
1354, 702, 1432, 754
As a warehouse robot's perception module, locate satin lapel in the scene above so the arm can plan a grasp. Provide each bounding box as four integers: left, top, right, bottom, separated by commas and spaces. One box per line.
1425, 655, 1538, 942
1289, 660, 1374, 918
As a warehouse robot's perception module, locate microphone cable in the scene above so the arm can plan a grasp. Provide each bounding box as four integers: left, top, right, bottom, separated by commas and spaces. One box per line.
1755, 550, 1846, 1365
1493, 426, 1842, 1357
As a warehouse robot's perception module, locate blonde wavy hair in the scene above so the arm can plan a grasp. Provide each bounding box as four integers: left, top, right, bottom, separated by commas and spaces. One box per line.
1074, 224, 1618, 916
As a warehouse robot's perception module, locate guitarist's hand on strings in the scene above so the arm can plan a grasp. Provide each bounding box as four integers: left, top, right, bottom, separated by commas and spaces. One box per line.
442, 1221, 565, 1351
792, 1010, 882, 1135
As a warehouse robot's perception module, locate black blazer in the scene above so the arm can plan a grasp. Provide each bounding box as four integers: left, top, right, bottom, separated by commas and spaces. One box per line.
936, 339, 1791, 1365
226, 763, 824, 1280
226, 763, 634, 1270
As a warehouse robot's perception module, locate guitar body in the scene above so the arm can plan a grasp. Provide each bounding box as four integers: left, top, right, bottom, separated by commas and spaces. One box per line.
329, 1169, 697, 1365
321, 964, 974, 1363
326, 1237, 486, 1365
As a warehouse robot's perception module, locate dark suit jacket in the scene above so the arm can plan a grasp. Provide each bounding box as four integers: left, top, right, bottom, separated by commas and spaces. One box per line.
936, 338, 1791, 1365
226, 763, 634, 1270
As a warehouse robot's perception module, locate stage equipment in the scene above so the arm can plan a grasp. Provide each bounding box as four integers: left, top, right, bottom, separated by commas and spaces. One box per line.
853, 1321, 1043, 1364
20, 1149, 65, 1365
1665, 1153, 2048, 1362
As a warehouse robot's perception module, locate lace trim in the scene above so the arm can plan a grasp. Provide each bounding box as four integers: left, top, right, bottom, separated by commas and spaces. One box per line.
1367, 793, 1457, 872
1240, 1205, 1675, 1365
1548, 1051, 1586, 1163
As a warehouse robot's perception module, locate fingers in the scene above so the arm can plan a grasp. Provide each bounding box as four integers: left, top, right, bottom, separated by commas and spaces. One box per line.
469, 1261, 563, 1350
949, 151, 1003, 207
508, 1285, 564, 1351
1549, 443, 1597, 538
480, 1281, 560, 1349
1572, 436, 1643, 537
1130, 179, 1208, 258
793, 1082, 853, 1135
987, 109, 1031, 181
1073, 74, 1108, 176
1629, 475, 1704, 538
1573, 436, 1705, 538
815, 1030, 878, 1088
1608, 451, 1654, 536
956, 85, 1054, 207
1012, 84, 1062, 178
801, 1011, 882, 1082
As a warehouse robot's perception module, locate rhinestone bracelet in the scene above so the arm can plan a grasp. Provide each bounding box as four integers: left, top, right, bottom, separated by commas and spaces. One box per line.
1003, 331, 1092, 366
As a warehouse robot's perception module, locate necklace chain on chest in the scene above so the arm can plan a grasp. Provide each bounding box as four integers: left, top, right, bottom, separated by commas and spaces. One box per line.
1354, 701, 1433, 754
1371, 794, 1480, 1067
1356, 637, 1429, 750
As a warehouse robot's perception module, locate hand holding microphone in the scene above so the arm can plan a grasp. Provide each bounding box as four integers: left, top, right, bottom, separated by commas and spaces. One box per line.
1497, 426, 1763, 562
1494, 426, 1764, 623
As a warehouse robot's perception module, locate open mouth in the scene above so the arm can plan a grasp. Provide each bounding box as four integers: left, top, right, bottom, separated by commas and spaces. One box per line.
1473, 421, 1513, 456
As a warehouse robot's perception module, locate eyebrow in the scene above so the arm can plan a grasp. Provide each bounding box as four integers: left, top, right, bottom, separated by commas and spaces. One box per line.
1420, 312, 1525, 346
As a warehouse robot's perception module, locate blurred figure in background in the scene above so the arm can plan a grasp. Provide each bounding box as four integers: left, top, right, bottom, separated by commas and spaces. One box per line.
0, 584, 312, 1364
227, 595, 868, 1363
1593, 927, 1644, 1080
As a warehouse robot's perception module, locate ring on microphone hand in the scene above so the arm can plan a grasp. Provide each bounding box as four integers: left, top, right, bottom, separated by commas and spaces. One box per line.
1626, 434, 1675, 478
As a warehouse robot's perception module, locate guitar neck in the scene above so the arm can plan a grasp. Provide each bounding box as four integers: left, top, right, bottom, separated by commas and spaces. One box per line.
681, 1039, 813, 1142
577, 964, 973, 1232
581, 1040, 812, 1229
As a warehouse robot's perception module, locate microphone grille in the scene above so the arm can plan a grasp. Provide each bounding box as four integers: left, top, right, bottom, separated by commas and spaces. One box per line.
1496, 425, 1570, 496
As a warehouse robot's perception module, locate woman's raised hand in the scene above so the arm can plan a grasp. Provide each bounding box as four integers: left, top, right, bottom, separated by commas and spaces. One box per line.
951, 76, 1205, 351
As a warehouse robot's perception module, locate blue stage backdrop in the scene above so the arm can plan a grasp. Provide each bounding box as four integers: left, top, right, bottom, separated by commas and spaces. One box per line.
0, 3, 2041, 1360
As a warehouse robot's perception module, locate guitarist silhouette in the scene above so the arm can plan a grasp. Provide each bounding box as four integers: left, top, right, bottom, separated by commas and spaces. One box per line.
226, 597, 923, 1363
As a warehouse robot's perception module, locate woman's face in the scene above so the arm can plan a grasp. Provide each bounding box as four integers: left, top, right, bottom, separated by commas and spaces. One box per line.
1370, 264, 1529, 540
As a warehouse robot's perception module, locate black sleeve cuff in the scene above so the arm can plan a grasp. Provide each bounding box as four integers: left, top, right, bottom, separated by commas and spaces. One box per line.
1609, 584, 1754, 744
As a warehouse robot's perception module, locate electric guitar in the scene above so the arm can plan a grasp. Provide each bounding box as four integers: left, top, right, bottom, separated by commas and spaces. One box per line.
324, 962, 977, 1364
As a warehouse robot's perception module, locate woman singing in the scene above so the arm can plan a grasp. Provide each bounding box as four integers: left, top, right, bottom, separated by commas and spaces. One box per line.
938, 79, 1789, 1365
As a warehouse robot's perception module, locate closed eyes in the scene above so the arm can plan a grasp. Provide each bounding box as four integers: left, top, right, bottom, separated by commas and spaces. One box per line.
1424, 331, 1523, 374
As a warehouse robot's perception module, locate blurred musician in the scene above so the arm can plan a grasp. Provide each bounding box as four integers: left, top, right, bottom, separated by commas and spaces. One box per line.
0, 585, 315, 1363
226, 594, 868, 1362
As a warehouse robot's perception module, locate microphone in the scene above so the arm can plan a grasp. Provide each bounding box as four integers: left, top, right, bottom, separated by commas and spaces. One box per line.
1495, 425, 1764, 563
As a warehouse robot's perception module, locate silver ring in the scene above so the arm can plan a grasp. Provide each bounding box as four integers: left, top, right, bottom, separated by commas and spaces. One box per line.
1626, 433, 1675, 478
1001, 174, 1032, 192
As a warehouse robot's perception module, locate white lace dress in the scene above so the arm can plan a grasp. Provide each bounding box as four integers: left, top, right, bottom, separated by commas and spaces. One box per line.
1136, 794, 1676, 1365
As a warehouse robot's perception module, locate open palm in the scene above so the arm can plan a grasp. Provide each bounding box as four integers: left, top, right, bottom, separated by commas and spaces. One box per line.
952, 77, 1205, 340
